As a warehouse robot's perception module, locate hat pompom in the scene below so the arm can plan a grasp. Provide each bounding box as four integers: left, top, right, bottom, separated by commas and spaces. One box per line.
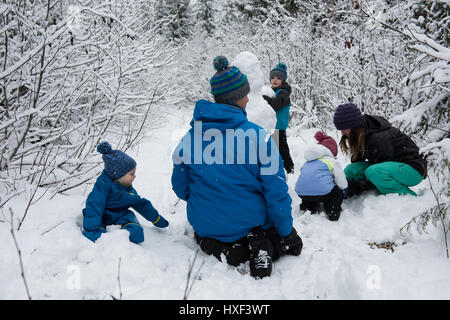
213, 56, 229, 71
276, 62, 287, 71
97, 141, 112, 155
314, 131, 325, 142
314, 131, 338, 157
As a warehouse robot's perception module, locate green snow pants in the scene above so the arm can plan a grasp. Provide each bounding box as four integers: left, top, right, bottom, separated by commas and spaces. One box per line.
344, 161, 423, 196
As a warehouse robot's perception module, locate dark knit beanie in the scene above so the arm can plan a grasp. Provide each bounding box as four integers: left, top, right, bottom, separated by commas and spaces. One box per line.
97, 141, 136, 180
270, 63, 287, 82
210, 56, 250, 103
333, 103, 362, 130
314, 131, 338, 157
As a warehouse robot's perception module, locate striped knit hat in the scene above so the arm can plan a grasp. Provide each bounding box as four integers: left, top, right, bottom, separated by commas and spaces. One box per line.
210, 56, 250, 103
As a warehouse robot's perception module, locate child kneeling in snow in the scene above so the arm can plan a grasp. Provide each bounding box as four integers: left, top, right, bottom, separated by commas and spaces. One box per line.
82, 141, 169, 244
295, 131, 348, 221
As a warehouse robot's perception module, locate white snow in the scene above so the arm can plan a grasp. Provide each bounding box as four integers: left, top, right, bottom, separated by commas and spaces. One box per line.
1, 52, 449, 300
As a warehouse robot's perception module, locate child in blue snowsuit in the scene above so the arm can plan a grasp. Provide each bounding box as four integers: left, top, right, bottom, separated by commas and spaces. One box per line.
82, 141, 169, 244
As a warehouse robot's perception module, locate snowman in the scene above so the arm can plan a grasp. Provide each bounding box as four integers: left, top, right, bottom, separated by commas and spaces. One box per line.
232, 52, 276, 134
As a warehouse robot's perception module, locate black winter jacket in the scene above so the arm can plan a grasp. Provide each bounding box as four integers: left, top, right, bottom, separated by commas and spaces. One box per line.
353, 115, 427, 178
263, 82, 292, 112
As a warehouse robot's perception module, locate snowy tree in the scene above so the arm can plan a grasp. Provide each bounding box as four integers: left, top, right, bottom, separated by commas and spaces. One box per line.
358, 0, 450, 253
0, 1, 178, 225
231, 0, 302, 24
279, 0, 302, 16
411, 0, 449, 46
192, 0, 216, 36
156, 0, 192, 42
231, 0, 273, 20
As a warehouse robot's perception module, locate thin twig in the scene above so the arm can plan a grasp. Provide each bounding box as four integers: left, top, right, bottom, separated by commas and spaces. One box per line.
0, 189, 26, 209
427, 175, 449, 258
125, 89, 157, 151
183, 249, 205, 300
40, 221, 64, 236
170, 198, 181, 215
117, 257, 123, 300
9, 208, 32, 300
18, 143, 54, 230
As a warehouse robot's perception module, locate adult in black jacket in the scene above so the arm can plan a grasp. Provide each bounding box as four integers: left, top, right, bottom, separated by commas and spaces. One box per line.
333, 103, 427, 197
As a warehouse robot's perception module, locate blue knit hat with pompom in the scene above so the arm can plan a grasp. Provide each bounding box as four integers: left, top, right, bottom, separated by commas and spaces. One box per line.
97, 141, 136, 180
210, 56, 250, 103
270, 63, 288, 82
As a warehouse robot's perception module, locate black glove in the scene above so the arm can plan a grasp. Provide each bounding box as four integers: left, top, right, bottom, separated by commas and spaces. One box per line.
346, 178, 376, 198
280, 227, 303, 256
262, 95, 272, 103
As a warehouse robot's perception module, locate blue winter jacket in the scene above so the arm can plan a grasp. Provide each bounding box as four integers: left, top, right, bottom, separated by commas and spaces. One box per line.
295, 144, 348, 196
171, 99, 293, 242
295, 160, 334, 196
82, 171, 161, 234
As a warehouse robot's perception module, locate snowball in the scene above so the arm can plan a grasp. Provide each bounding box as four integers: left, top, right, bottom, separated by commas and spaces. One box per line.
261, 85, 275, 97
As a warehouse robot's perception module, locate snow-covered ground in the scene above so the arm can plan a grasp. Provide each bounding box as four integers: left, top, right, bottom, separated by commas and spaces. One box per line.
1, 52, 449, 300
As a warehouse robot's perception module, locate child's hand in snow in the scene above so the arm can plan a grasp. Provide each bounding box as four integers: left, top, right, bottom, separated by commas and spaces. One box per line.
82, 228, 106, 242
153, 215, 169, 228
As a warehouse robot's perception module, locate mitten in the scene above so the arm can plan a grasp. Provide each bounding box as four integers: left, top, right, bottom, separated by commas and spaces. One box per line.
153, 215, 169, 228
280, 227, 303, 256
82, 228, 106, 242
262, 95, 272, 103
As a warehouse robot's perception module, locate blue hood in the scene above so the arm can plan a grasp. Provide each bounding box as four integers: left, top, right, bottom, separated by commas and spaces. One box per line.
190, 99, 248, 133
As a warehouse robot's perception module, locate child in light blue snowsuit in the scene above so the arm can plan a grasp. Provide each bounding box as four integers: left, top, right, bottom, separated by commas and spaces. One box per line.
82, 141, 169, 244
295, 131, 348, 221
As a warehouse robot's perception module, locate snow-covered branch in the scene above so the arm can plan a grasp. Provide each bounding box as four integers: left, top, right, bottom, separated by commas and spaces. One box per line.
0, 0, 178, 214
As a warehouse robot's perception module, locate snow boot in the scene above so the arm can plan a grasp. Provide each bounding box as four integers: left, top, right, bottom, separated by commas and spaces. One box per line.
247, 227, 273, 279
299, 201, 319, 214
195, 233, 250, 267
346, 178, 376, 198
326, 211, 340, 221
